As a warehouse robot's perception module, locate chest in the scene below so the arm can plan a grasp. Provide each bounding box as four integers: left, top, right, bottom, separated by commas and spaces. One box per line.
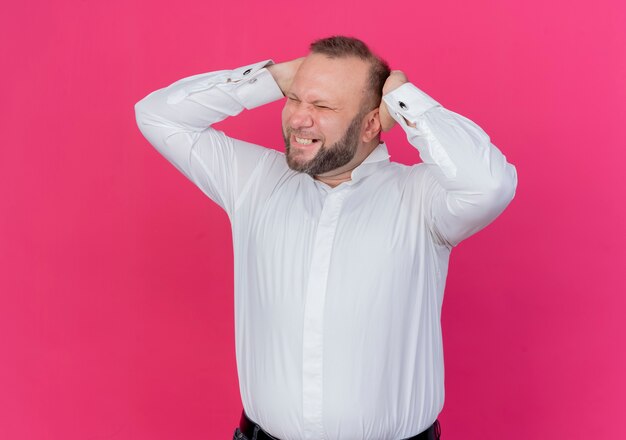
240, 179, 426, 270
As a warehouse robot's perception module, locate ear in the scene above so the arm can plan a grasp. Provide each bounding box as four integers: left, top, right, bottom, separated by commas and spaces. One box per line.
361, 108, 381, 143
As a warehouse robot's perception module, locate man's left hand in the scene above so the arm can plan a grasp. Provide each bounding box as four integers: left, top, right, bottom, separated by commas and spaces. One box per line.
379, 70, 409, 132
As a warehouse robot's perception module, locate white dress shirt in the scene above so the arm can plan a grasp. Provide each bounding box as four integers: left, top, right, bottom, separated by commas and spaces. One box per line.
135, 59, 517, 440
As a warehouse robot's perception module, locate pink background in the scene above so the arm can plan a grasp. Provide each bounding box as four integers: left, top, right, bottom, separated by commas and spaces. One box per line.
1, 0, 625, 438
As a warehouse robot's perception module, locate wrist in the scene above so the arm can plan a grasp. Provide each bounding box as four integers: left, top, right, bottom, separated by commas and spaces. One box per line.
267, 57, 305, 95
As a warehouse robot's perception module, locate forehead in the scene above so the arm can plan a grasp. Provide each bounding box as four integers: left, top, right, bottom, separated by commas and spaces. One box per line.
289, 53, 370, 107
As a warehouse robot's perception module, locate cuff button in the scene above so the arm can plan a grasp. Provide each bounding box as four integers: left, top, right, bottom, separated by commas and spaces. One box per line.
249, 78, 257, 84
399, 101, 408, 110
243, 69, 252, 75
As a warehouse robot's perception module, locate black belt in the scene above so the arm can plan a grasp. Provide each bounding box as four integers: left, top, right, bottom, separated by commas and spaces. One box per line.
238, 410, 441, 440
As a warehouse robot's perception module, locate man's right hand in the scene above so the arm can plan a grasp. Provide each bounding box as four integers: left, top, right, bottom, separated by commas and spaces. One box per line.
267, 57, 305, 95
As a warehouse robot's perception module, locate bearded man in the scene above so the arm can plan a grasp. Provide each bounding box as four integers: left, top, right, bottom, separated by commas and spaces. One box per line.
135, 35, 518, 440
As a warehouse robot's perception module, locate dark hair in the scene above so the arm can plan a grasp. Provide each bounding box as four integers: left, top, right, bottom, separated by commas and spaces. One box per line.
309, 35, 391, 111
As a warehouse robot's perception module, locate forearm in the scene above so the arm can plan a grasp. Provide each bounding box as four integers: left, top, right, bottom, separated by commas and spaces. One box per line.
133, 59, 285, 215
383, 83, 518, 246
134, 60, 283, 170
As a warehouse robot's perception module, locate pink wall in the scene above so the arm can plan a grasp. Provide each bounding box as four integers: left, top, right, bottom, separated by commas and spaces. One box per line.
1, 0, 624, 438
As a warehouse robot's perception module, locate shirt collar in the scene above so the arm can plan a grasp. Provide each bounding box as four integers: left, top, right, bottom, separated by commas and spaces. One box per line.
350, 142, 391, 182
310, 142, 391, 191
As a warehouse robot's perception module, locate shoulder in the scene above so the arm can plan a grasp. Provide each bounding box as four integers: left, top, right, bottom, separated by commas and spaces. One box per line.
381, 160, 431, 183
372, 162, 442, 203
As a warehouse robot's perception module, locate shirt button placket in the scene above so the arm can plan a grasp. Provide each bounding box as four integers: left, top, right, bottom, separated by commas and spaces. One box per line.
302, 189, 346, 440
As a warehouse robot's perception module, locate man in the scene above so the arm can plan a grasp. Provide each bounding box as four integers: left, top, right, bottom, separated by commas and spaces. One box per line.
135, 36, 517, 440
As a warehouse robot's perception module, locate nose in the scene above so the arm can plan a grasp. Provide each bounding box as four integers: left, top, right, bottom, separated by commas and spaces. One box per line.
288, 103, 314, 130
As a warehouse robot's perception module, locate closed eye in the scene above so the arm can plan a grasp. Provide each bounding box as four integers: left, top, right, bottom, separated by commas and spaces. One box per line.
287, 96, 332, 110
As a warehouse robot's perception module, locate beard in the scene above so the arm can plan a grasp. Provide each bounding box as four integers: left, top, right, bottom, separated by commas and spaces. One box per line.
283, 110, 365, 177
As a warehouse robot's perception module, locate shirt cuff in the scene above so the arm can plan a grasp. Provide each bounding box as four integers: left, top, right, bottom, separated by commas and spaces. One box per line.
230, 59, 284, 110
382, 82, 441, 126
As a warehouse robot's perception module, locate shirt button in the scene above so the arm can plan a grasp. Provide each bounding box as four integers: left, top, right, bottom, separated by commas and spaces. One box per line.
399, 101, 408, 110
243, 69, 252, 75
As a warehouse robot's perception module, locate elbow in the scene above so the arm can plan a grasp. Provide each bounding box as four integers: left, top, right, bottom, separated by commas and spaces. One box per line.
500, 162, 518, 205
133, 96, 163, 152
483, 162, 518, 214
134, 88, 161, 130
440, 162, 517, 246
134, 97, 150, 129
134, 96, 157, 141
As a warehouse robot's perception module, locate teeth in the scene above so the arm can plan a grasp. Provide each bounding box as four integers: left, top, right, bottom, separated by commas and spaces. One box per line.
295, 136, 314, 145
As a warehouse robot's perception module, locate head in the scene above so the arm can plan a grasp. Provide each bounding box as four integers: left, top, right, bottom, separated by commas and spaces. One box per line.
282, 36, 390, 177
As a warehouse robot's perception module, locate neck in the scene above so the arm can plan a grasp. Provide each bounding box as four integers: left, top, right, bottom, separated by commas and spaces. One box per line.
313, 140, 380, 188
314, 169, 355, 188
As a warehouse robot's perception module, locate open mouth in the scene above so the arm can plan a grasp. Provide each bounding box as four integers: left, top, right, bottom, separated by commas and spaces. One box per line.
291, 134, 320, 146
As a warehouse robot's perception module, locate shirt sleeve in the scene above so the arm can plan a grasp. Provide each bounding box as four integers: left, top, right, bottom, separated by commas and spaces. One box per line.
134, 59, 284, 217
383, 82, 518, 248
